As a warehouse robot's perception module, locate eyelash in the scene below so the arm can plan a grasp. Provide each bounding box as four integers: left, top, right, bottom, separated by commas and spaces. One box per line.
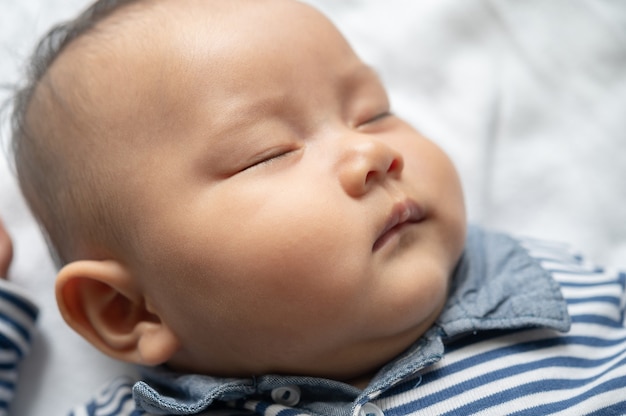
358, 110, 392, 128
369, 111, 392, 123
241, 148, 295, 172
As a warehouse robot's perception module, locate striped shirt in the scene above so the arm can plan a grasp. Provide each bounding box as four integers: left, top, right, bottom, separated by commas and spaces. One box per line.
0, 280, 38, 416
59, 228, 626, 414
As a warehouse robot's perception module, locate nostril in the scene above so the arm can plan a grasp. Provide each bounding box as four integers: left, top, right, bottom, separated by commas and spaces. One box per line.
365, 170, 377, 185
388, 157, 402, 173
362, 151, 403, 188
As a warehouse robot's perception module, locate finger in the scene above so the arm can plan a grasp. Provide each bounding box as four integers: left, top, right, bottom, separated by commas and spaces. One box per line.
0, 219, 14, 279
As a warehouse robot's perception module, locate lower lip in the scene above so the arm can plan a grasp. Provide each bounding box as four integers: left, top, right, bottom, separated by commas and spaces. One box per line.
373, 221, 416, 252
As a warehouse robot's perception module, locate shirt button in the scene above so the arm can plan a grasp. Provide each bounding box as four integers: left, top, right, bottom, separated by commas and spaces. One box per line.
360, 403, 384, 416
270, 385, 301, 406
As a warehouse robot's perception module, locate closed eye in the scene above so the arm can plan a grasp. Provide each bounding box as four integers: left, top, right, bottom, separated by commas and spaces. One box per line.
240, 147, 298, 172
367, 111, 392, 124
357, 111, 393, 130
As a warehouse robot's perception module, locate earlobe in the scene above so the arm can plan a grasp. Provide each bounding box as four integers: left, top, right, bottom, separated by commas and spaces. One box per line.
56, 260, 180, 366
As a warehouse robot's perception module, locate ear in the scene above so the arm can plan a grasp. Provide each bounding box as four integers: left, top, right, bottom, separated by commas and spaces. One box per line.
56, 260, 181, 366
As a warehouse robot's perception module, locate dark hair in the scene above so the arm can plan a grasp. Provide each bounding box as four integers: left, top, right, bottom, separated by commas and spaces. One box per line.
8, 0, 143, 268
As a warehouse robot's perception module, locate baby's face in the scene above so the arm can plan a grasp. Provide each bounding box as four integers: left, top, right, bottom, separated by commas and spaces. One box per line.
75, 0, 466, 380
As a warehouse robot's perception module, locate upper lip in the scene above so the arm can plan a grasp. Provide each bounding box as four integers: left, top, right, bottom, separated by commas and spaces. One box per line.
373, 199, 424, 251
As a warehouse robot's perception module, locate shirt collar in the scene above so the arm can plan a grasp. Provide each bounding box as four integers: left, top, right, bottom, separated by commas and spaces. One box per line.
437, 225, 571, 338
133, 226, 571, 414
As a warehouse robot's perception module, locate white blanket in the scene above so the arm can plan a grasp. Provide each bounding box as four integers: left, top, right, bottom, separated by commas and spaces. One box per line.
1, 1, 625, 414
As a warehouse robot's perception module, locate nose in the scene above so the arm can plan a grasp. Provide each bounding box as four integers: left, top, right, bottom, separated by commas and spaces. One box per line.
337, 134, 404, 197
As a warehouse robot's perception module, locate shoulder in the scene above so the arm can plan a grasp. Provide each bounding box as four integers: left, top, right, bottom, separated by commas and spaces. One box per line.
517, 234, 625, 304
508, 232, 626, 331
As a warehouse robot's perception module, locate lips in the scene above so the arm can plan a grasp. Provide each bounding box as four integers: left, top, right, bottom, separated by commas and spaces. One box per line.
373, 199, 425, 252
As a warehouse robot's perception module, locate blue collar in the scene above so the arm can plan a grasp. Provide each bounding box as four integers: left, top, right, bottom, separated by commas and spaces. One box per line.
439, 225, 571, 336
133, 226, 570, 415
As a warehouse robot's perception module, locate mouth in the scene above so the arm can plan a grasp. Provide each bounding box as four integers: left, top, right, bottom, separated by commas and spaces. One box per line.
373, 199, 425, 252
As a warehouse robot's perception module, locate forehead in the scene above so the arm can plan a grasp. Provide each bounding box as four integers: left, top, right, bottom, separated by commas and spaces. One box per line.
45, 0, 358, 138
99, 0, 353, 77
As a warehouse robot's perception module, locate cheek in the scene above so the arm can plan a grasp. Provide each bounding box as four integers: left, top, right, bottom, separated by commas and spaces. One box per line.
216, 190, 366, 298
400, 134, 465, 215
150, 179, 370, 328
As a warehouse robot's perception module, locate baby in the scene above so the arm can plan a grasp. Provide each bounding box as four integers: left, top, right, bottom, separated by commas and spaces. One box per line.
2, 0, 625, 415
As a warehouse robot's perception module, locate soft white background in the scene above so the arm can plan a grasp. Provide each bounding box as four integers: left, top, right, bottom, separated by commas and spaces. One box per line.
1, 1, 625, 414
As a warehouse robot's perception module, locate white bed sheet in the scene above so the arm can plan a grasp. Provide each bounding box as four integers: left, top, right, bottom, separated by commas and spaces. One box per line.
1, 1, 625, 414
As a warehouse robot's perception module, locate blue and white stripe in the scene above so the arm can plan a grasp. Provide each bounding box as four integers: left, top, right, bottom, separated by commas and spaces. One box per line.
0, 280, 38, 416
68, 377, 146, 416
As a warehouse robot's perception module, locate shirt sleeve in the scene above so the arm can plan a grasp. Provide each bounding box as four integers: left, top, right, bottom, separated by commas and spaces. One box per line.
0, 279, 39, 416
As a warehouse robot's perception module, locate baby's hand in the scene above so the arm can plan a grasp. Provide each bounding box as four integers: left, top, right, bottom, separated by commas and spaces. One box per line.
0, 219, 13, 279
